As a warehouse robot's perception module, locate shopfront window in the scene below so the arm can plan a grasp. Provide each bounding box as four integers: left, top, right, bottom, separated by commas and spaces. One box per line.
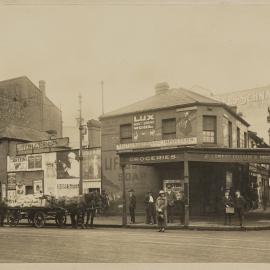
28, 155, 42, 169
162, 118, 176, 139
120, 124, 132, 143
203, 115, 216, 143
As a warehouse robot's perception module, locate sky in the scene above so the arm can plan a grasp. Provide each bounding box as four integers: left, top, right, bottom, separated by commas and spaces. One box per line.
1, 1, 270, 127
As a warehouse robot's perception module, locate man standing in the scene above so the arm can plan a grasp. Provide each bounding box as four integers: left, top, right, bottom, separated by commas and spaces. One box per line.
0, 199, 8, 227
128, 189, 136, 224
234, 190, 247, 228
144, 191, 156, 225
166, 185, 176, 223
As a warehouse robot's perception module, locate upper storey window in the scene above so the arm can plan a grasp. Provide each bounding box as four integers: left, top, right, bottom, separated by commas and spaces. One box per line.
120, 124, 132, 143
162, 118, 176, 139
203, 115, 216, 144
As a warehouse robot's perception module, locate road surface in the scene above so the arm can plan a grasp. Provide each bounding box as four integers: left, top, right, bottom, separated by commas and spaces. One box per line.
0, 226, 269, 263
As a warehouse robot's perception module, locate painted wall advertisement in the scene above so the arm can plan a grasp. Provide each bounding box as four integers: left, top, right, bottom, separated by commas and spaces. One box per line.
176, 110, 196, 137
57, 178, 79, 197
82, 148, 101, 180
7, 173, 16, 190
56, 150, 80, 179
133, 113, 155, 141
8, 156, 27, 171
33, 180, 43, 194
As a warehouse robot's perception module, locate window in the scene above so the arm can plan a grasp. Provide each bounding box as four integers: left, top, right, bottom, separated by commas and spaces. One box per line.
120, 124, 132, 143
162, 118, 176, 139
28, 155, 42, 169
228, 121, 232, 147
237, 127, 240, 148
203, 116, 216, 143
25, 186, 33, 195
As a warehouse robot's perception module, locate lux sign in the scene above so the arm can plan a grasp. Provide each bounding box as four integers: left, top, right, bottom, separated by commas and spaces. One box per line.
134, 114, 154, 122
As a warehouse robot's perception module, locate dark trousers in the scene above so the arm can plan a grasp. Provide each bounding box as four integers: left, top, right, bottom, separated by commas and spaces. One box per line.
129, 207, 135, 223
177, 203, 185, 224
236, 208, 245, 226
85, 209, 96, 227
224, 213, 232, 225
146, 203, 156, 224
0, 214, 5, 226
70, 213, 77, 228
167, 205, 174, 223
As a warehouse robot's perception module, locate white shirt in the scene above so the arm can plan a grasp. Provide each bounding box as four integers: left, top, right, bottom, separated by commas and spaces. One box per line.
149, 195, 154, 203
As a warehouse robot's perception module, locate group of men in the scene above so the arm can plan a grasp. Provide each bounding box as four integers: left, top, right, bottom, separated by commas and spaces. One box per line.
128, 185, 185, 225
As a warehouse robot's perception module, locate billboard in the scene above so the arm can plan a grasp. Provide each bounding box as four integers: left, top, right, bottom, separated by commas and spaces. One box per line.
133, 113, 155, 141
8, 156, 27, 171
82, 148, 101, 180
56, 150, 80, 179
7, 173, 16, 190
56, 178, 79, 197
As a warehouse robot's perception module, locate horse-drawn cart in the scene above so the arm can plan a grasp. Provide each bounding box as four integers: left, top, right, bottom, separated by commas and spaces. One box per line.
7, 206, 67, 228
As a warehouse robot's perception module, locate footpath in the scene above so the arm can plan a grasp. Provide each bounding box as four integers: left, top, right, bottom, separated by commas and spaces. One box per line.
91, 208, 270, 231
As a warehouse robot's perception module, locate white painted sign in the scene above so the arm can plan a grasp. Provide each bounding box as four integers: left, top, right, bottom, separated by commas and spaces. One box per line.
116, 137, 197, 151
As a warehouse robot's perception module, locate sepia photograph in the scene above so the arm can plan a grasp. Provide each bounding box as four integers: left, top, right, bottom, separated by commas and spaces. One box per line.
1, 0, 270, 266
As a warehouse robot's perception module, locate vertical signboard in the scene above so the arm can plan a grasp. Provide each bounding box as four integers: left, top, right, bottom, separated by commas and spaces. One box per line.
7, 173, 16, 190
176, 110, 197, 137
133, 113, 155, 141
82, 148, 101, 180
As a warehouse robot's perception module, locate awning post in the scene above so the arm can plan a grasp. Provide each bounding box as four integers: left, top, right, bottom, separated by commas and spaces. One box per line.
121, 164, 127, 227
184, 153, 190, 226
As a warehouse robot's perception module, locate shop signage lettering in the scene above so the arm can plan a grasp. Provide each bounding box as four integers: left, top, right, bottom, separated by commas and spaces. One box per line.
16, 137, 69, 155
117, 137, 197, 151
202, 153, 270, 163
216, 89, 270, 106
57, 184, 79, 189
129, 154, 177, 163
8, 156, 27, 171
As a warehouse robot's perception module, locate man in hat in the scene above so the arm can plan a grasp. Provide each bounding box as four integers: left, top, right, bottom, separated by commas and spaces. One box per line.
144, 191, 156, 225
166, 185, 177, 223
128, 189, 136, 224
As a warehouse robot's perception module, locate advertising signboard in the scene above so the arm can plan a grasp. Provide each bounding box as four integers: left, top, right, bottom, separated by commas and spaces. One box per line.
133, 113, 155, 141
8, 156, 27, 171
56, 150, 80, 179
7, 173, 16, 190
16, 137, 69, 155
82, 148, 101, 180
57, 179, 80, 197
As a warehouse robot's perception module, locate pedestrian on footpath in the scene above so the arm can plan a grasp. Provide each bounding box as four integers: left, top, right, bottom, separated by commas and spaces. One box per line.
234, 190, 247, 228
223, 191, 234, 225
128, 189, 136, 224
175, 191, 185, 225
144, 191, 156, 225
156, 190, 167, 232
0, 199, 8, 227
166, 185, 176, 223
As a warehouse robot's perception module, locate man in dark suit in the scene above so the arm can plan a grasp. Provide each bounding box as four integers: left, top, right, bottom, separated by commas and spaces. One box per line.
128, 189, 136, 224
234, 190, 247, 227
144, 191, 156, 225
166, 185, 177, 223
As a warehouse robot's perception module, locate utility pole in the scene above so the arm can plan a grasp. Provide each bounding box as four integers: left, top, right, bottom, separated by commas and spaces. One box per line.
78, 93, 83, 195
101, 80, 104, 115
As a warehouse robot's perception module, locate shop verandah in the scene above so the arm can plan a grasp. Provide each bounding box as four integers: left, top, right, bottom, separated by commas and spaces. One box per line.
117, 146, 270, 227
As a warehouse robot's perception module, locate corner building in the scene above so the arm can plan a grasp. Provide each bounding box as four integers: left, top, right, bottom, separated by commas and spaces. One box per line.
100, 82, 269, 220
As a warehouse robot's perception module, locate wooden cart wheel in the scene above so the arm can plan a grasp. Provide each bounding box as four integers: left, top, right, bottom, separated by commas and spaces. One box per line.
7, 211, 20, 227
55, 213, 66, 227
33, 211, 46, 228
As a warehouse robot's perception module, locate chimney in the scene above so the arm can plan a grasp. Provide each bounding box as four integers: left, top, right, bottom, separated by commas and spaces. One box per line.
39, 80, 46, 97
155, 82, 170, 95
87, 119, 101, 148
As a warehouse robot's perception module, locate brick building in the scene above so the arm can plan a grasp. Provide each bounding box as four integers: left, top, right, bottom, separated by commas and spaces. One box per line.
0, 76, 63, 199
100, 82, 270, 222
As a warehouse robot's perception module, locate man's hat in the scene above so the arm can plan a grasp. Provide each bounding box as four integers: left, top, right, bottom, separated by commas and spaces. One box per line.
167, 185, 171, 188
159, 190, 165, 194
128, 189, 134, 192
